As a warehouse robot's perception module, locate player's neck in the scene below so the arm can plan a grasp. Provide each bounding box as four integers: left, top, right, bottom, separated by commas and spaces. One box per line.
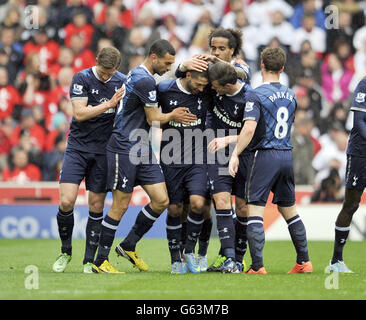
179, 78, 191, 94
227, 81, 243, 95
261, 70, 280, 83
142, 59, 154, 76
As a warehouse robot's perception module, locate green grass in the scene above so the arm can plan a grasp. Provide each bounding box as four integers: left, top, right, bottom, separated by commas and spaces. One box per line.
0, 239, 365, 300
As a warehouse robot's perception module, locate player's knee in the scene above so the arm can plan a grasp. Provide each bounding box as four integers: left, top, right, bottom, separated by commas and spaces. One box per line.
60, 197, 75, 212
214, 197, 230, 210
168, 204, 182, 218
152, 195, 169, 212
235, 203, 247, 217
89, 200, 104, 213
190, 198, 205, 214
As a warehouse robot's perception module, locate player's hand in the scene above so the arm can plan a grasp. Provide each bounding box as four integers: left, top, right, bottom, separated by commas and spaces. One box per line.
208, 137, 228, 153
172, 107, 197, 125
228, 154, 239, 178
182, 56, 209, 72
108, 85, 125, 108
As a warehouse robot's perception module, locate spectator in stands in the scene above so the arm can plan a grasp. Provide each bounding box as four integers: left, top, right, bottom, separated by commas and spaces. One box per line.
291, 13, 326, 54
312, 127, 348, 186
95, 0, 134, 29
221, 0, 245, 29
2, 147, 42, 182
69, 33, 95, 73
233, 10, 258, 68
17, 128, 43, 169
292, 117, 316, 185
1, 5, 23, 41
0, 48, 17, 85
290, 0, 326, 30
0, 66, 22, 121
23, 27, 60, 74
0, 26, 24, 76
57, 0, 94, 27
91, 6, 127, 53
321, 53, 353, 115
0, 118, 12, 173
62, 10, 94, 49
10, 108, 47, 153
258, 9, 295, 49
43, 133, 67, 181
326, 10, 354, 54
48, 47, 76, 84
247, 0, 294, 27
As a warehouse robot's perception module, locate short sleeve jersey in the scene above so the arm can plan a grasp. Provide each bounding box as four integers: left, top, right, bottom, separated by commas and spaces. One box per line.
158, 78, 211, 165
68, 67, 126, 154
107, 65, 158, 155
243, 82, 296, 151
347, 76, 366, 157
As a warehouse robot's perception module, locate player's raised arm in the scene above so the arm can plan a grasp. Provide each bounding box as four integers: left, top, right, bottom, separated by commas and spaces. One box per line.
72, 86, 124, 122
145, 106, 197, 126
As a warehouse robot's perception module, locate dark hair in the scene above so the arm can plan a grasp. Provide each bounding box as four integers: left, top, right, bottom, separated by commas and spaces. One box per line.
261, 47, 286, 72
208, 62, 237, 86
208, 27, 243, 57
148, 39, 176, 58
188, 68, 209, 79
97, 46, 121, 69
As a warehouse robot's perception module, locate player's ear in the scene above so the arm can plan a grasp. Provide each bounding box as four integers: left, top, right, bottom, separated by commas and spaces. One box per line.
279, 66, 284, 74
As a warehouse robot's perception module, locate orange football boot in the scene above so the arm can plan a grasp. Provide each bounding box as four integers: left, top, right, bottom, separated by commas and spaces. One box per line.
246, 267, 267, 274
288, 261, 313, 274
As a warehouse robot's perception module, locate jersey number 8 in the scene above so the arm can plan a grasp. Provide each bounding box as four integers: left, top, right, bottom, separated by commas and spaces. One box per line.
274, 106, 288, 139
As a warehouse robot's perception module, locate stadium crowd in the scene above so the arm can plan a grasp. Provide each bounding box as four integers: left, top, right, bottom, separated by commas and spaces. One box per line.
0, 0, 364, 202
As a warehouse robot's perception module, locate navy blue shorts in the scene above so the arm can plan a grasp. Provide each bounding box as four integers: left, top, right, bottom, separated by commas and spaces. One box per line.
245, 149, 295, 207
162, 164, 207, 204
207, 153, 250, 197
106, 151, 165, 193
345, 154, 366, 191
232, 153, 251, 200
59, 148, 108, 193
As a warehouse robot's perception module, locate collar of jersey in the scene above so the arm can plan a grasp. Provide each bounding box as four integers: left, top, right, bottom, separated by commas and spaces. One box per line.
140, 64, 154, 77
176, 78, 191, 95
92, 66, 113, 83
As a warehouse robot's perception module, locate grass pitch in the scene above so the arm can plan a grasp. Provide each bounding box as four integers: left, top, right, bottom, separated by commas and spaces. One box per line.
0, 238, 365, 300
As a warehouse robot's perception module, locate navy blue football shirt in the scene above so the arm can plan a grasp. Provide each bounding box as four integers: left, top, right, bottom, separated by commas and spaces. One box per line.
107, 65, 158, 157
158, 78, 211, 165
68, 67, 126, 154
347, 76, 366, 157
243, 82, 296, 151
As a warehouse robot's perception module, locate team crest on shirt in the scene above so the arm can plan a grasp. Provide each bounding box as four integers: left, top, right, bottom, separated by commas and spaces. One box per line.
148, 90, 157, 101
245, 101, 254, 112
355, 92, 365, 103
73, 84, 83, 95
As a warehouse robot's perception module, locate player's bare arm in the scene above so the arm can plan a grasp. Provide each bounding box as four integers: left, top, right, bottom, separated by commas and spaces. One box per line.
229, 120, 257, 177
144, 106, 197, 126
208, 135, 238, 153
73, 86, 125, 122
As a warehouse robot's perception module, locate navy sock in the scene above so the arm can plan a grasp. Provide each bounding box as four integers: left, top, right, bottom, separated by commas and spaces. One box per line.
216, 209, 235, 259
247, 216, 265, 271
94, 215, 119, 266
166, 215, 182, 263
198, 217, 212, 256
121, 205, 160, 251
180, 221, 187, 254
83, 211, 103, 265
235, 216, 248, 263
57, 207, 74, 256
331, 224, 350, 264
287, 215, 309, 264
185, 211, 204, 254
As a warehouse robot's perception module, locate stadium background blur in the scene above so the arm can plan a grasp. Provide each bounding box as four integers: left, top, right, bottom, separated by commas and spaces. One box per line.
0, 0, 364, 203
